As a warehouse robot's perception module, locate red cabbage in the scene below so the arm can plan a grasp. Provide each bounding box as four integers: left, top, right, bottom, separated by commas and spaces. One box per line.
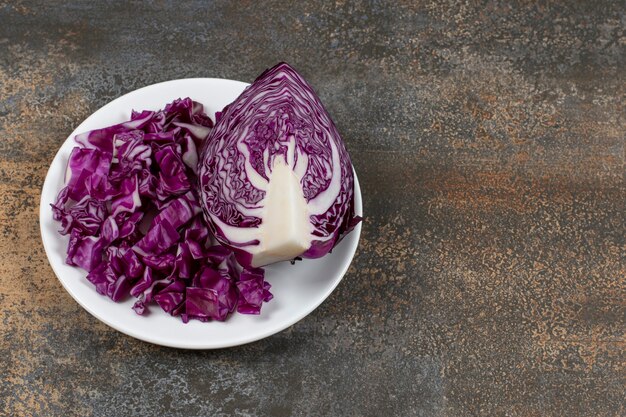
199, 62, 361, 268
237, 267, 274, 315
52, 98, 272, 322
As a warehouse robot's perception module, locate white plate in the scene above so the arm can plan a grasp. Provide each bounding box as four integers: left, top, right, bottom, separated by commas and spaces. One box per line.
39, 78, 362, 349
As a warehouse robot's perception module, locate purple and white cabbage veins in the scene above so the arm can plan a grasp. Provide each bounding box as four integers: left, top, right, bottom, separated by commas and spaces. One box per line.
199, 62, 361, 268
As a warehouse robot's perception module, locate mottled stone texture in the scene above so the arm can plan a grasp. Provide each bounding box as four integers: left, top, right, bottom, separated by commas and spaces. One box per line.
0, 0, 624, 416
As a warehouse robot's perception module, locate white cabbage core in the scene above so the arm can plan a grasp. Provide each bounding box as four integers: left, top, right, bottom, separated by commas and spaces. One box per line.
251, 154, 313, 267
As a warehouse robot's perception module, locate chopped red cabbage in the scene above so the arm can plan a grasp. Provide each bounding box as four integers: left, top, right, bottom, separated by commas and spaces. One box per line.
52, 98, 272, 322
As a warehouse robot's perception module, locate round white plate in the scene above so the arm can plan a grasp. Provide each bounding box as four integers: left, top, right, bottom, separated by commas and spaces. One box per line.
39, 78, 362, 349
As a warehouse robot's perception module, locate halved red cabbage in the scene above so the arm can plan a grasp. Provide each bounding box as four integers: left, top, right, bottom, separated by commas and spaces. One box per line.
199, 62, 361, 268
52, 98, 272, 322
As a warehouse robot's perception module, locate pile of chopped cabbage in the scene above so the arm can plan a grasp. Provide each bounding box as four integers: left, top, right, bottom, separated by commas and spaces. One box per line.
52, 98, 272, 321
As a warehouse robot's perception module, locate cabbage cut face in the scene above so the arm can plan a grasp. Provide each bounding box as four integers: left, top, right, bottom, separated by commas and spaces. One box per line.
199, 62, 360, 268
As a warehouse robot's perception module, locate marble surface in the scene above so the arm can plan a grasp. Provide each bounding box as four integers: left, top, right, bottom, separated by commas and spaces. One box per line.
0, 1, 624, 416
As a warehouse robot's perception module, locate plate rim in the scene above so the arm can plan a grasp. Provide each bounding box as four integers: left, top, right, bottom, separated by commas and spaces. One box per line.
38, 77, 363, 349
